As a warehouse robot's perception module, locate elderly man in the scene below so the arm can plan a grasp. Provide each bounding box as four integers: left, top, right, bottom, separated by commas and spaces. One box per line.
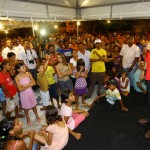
120, 37, 140, 86
133, 61, 147, 93
86, 39, 107, 98
2, 39, 20, 59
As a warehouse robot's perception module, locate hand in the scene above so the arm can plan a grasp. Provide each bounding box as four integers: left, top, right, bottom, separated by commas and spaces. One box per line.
74, 132, 81, 140
128, 67, 133, 72
122, 107, 128, 112
28, 130, 36, 138
93, 50, 98, 55
142, 90, 147, 94
9, 96, 14, 100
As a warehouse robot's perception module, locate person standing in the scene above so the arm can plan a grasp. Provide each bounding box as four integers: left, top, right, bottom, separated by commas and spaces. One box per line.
18, 39, 39, 90
86, 39, 107, 98
120, 37, 140, 86
138, 43, 150, 139
2, 39, 20, 59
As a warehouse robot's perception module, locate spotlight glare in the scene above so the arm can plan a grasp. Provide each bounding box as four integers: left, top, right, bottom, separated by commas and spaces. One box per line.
0, 23, 4, 29
5, 30, 8, 34
54, 25, 58, 29
40, 29, 46, 36
77, 21, 80, 26
107, 20, 111, 23
33, 25, 38, 30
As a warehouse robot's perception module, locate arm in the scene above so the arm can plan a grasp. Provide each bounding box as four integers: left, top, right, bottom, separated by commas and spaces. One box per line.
43, 55, 50, 72
121, 79, 129, 89
1, 84, 13, 99
93, 51, 107, 62
136, 82, 147, 94
128, 57, 139, 72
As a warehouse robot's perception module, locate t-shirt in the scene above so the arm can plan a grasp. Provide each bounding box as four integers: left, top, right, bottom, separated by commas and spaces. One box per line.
60, 103, 75, 130
145, 51, 150, 81
45, 123, 68, 150
59, 48, 73, 57
120, 44, 140, 68
0, 72, 17, 97
37, 73, 49, 92
69, 58, 77, 78
106, 88, 121, 100
90, 48, 106, 72
44, 66, 55, 85
133, 69, 147, 92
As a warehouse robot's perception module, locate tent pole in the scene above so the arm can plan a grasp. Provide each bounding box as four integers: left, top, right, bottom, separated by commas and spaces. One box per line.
31, 16, 35, 36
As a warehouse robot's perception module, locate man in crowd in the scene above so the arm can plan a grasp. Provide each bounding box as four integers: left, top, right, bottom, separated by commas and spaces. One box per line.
2, 39, 20, 59
86, 39, 107, 98
120, 37, 140, 86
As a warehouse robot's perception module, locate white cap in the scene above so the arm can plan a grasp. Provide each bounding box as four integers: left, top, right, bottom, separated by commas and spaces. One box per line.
146, 43, 150, 50
94, 39, 101, 43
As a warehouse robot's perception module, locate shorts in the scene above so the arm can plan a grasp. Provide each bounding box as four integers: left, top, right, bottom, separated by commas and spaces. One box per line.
73, 113, 85, 129
6, 93, 19, 112
106, 96, 117, 105
40, 90, 50, 106
49, 83, 59, 99
0, 88, 6, 102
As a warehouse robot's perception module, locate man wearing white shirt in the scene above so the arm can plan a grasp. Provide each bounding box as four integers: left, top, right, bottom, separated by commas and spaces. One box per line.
120, 37, 140, 86
2, 39, 20, 59
18, 39, 39, 90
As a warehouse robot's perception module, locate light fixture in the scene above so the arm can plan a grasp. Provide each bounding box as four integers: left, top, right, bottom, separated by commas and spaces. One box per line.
107, 20, 111, 23
0, 23, 4, 29
54, 25, 58, 29
5, 30, 8, 34
77, 21, 80, 26
33, 25, 38, 30
40, 29, 46, 36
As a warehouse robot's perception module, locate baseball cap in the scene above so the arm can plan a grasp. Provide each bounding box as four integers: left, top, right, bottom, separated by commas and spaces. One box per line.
94, 39, 101, 44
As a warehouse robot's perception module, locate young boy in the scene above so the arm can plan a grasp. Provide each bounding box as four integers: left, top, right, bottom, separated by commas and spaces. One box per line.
37, 55, 50, 111
41, 58, 61, 108
94, 79, 128, 111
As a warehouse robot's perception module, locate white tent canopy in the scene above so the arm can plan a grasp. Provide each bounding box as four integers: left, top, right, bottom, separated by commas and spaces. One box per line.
0, 0, 150, 21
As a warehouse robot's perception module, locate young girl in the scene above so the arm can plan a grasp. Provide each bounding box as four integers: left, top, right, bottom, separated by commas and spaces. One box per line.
0, 60, 22, 118
0, 117, 35, 150
56, 53, 73, 93
34, 105, 69, 150
74, 58, 89, 109
60, 91, 89, 140
15, 62, 41, 126
120, 71, 130, 97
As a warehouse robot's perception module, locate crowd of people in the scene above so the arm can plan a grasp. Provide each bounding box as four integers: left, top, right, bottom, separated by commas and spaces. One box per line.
0, 32, 150, 149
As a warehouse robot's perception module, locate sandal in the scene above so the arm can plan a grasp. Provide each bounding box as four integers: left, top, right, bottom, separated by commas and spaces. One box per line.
17, 114, 25, 118
40, 107, 45, 111
37, 118, 41, 123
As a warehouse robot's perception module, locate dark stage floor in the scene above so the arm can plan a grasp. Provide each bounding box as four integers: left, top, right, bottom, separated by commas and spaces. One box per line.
64, 89, 150, 150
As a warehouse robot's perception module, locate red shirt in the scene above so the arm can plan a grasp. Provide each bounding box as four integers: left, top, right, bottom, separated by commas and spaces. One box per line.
0, 55, 3, 63
145, 51, 150, 80
0, 72, 17, 97
48, 54, 58, 72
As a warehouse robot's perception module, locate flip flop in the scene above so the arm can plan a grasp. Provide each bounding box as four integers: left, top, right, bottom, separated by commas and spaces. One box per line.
27, 121, 32, 126
37, 118, 41, 123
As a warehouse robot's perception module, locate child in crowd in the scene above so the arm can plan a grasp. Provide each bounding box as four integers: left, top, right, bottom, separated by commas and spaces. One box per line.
0, 60, 23, 118
74, 58, 89, 109
60, 91, 89, 140
15, 62, 40, 125
120, 71, 130, 96
94, 79, 128, 111
36, 56, 50, 111
0, 85, 6, 116
34, 105, 69, 150
56, 53, 73, 93
41, 58, 61, 109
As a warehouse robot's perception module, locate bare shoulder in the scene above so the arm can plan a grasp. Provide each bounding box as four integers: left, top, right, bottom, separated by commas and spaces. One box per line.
15, 140, 28, 150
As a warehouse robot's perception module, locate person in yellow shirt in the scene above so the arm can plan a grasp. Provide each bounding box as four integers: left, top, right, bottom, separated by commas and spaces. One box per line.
86, 39, 107, 98
42, 58, 61, 109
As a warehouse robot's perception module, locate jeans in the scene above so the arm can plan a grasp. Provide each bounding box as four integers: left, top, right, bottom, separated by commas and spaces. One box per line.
123, 66, 137, 86
59, 78, 73, 93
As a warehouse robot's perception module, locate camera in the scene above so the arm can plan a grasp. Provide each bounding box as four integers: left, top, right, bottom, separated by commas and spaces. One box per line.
29, 59, 34, 64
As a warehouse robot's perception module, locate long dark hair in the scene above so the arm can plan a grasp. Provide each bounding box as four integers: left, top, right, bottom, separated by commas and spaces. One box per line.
46, 105, 62, 125
77, 58, 85, 72
0, 117, 20, 149
0, 59, 9, 70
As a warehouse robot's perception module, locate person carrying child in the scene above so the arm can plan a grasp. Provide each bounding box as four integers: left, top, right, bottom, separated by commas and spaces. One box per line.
94, 79, 128, 111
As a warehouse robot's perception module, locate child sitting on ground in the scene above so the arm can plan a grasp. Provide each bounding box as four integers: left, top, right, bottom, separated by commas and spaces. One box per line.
120, 71, 130, 97
60, 91, 89, 140
94, 79, 128, 111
